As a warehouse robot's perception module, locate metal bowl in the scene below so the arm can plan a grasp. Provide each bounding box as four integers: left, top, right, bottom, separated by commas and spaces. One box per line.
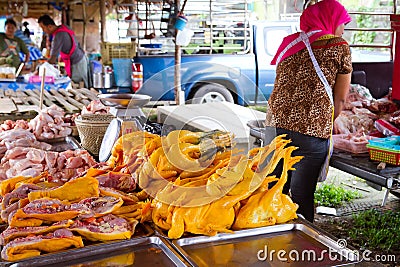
98, 93, 151, 108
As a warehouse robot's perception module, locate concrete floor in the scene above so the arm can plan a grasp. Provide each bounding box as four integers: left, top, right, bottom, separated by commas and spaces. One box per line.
324, 167, 399, 212
317, 168, 399, 267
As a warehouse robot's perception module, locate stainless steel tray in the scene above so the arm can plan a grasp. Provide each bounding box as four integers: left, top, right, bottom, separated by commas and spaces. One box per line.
39, 136, 82, 152
0, 224, 158, 267
98, 93, 151, 108
63, 236, 190, 267
0, 78, 16, 82
169, 222, 359, 267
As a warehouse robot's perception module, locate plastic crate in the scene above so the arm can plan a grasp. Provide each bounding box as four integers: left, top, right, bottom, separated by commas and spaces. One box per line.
368, 136, 400, 150
101, 42, 137, 65
367, 136, 400, 165
29, 75, 55, 84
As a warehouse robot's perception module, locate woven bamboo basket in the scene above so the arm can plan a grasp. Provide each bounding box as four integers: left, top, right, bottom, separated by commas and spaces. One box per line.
75, 114, 115, 156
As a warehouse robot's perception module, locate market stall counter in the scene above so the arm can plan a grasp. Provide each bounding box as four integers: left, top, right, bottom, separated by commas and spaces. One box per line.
247, 120, 400, 205
0, 122, 363, 266
162, 218, 359, 267
0, 220, 359, 266
330, 150, 400, 204
0, 78, 70, 91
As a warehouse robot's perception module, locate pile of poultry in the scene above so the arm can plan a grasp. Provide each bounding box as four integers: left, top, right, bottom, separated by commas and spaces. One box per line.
0, 171, 150, 261
108, 129, 301, 238
0, 129, 301, 261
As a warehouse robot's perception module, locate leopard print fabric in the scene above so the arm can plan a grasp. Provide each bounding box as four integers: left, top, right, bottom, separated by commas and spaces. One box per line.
266, 37, 352, 139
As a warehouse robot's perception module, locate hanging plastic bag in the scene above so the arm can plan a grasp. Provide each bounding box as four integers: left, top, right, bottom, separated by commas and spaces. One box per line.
176, 27, 194, 46
39, 62, 60, 78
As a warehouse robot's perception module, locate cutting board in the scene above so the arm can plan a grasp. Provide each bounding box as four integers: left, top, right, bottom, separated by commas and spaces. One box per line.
0, 98, 17, 113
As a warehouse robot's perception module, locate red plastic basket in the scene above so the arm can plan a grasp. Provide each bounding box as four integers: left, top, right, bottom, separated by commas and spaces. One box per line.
367, 145, 400, 165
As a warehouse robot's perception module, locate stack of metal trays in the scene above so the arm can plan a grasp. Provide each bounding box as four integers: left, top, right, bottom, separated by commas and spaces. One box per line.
0, 224, 188, 267
165, 220, 360, 267
0, 221, 360, 266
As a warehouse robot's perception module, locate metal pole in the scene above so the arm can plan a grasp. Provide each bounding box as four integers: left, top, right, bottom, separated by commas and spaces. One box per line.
391, 15, 400, 101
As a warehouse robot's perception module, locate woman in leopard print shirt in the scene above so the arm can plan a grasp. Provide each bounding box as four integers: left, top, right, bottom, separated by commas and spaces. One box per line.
266, 0, 352, 222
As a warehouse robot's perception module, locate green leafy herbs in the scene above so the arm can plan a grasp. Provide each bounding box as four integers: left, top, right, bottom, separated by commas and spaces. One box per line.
351, 7, 377, 45
348, 209, 400, 251
314, 183, 362, 207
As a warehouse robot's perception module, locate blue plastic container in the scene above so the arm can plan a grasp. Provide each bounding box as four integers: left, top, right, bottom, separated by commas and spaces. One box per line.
112, 58, 132, 87
368, 136, 400, 151
91, 60, 102, 73
140, 43, 163, 49
174, 15, 187, 31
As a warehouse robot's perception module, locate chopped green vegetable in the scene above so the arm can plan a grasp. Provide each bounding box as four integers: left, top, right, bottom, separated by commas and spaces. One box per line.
314, 183, 362, 207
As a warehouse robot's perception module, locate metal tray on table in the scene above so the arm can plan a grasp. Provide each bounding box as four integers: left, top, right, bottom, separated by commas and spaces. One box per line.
63, 236, 190, 267
169, 220, 360, 267
39, 136, 82, 152
0, 224, 177, 267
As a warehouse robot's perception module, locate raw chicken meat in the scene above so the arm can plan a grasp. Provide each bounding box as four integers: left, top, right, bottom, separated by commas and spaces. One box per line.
0, 148, 96, 182
81, 100, 110, 115
29, 105, 72, 140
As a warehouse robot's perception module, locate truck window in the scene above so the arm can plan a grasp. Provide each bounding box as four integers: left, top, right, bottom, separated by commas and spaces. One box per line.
344, 5, 394, 62
129, 0, 252, 55
263, 27, 293, 56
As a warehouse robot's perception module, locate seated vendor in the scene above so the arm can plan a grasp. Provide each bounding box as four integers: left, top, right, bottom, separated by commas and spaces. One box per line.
0, 18, 30, 69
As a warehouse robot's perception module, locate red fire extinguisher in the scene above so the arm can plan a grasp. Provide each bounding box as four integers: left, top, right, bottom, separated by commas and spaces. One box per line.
132, 63, 143, 92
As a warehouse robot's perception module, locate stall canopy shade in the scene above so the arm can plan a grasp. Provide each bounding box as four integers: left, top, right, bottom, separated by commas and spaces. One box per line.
0, 2, 63, 18
0, 0, 99, 18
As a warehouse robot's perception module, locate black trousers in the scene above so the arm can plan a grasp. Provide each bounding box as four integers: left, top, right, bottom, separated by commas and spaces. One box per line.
266, 127, 329, 222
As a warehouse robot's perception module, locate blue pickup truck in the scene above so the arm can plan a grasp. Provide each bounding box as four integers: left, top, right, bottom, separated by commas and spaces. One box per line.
134, 21, 299, 106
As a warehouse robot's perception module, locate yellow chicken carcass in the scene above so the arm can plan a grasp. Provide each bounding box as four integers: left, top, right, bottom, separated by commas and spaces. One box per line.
232, 146, 302, 230
151, 158, 245, 237
151, 199, 174, 230
107, 131, 159, 169
158, 150, 275, 237
113, 201, 152, 223
161, 129, 234, 172
206, 134, 290, 198
139, 130, 236, 199
138, 146, 182, 198
0, 172, 49, 196
167, 193, 250, 239
27, 176, 99, 203
152, 134, 300, 238
162, 129, 233, 148
153, 152, 244, 209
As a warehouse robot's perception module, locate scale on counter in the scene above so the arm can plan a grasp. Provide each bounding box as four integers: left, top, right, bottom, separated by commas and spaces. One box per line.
97, 93, 152, 162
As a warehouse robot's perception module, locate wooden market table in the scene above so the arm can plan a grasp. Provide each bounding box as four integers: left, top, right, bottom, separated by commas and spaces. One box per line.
330, 150, 400, 205
0, 81, 99, 119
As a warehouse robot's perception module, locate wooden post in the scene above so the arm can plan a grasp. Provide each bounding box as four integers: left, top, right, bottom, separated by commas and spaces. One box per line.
82, 0, 87, 51
174, 0, 184, 105
175, 46, 183, 105
39, 68, 46, 111
99, 0, 106, 43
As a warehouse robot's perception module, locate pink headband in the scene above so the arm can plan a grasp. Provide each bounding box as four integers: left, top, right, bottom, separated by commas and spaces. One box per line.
271, 0, 351, 65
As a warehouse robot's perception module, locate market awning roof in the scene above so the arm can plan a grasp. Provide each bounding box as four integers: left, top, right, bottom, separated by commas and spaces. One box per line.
0, 0, 165, 18
0, 0, 104, 18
